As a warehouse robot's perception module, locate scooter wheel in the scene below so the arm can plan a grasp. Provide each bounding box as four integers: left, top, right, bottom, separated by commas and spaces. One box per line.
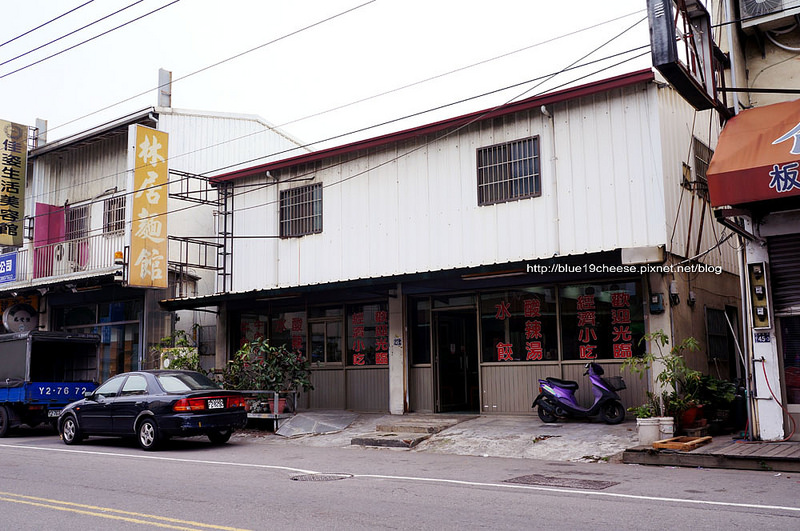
537, 405, 557, 423
600, 400, 625, 425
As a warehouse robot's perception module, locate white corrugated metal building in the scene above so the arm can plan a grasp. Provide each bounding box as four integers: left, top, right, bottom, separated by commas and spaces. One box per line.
0, 103, 305, 379
163, 68, 742, 416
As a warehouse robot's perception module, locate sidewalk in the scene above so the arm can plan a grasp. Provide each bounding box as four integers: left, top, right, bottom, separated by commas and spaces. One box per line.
236, 411, 800, 471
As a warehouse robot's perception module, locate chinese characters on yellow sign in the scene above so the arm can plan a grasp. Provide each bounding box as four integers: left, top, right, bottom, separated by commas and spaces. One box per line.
129, 125, 168, 288
0, 119, 28, 247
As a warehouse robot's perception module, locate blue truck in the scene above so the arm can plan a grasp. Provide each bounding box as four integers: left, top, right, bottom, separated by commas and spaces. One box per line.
0, 330, 100, 437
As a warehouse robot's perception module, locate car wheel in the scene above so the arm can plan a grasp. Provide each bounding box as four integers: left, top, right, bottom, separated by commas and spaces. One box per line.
137, 418, 161, 451
208, 429, 232, 445
61, 415, 83, 445
0, 405, 9, 438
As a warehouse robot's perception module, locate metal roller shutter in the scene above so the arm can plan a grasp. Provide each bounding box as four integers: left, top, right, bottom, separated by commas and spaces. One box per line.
768, 234, 800, 312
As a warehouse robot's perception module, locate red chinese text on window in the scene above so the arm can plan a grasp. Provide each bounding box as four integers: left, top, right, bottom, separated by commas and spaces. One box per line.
291, 318, 303, 332
577, 294, 595, 310
525, 320, 542, 339
352, 338, 364, 352
496, 342, 514, 361
353, 353, 366, 365
579, 328, 597, 343
577, 311, 596, 327
376, 351, 388, 365
352, 325, 365, 338
376, 324, 388, 336
611, 309, 631, 325
375, 310, 388, 323
376, 338, 389, 351
611, 292, 631, 308
525, 341, 543, 361
352, 312, 364, 325
612, 325, 632, 342
523, 298, 541, 318
275, 318, 287, 333
291, 335, 303, 351
495, 301, 511, 320
613, 343, 633, 358
579, 344, 597, 359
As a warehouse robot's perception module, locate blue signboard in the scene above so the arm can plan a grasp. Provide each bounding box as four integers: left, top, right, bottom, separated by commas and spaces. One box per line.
0, 252, 16, 283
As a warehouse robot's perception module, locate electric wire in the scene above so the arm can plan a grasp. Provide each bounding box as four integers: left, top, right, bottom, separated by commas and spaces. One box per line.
42, 0, 378, 136
0, 1, 181, 80
25, 43, 652, 235
0, 1, 145, 69
0, 0, 95, 49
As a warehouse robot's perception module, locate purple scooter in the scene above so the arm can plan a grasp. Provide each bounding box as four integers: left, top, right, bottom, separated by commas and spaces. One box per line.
532, 362, 626, 424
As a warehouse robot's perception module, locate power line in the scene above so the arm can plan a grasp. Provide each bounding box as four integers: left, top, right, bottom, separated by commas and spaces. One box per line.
44, 0, 379, 136
0, 0, 145, 69
0, 0, 181, 80
0, 0, 95, 49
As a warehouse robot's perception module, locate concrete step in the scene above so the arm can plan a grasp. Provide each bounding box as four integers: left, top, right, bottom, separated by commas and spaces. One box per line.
375, 418, 461, 434
351, 431, 432, 448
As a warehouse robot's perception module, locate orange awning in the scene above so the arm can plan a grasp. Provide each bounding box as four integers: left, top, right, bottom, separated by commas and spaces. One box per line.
707, 99, 800, 208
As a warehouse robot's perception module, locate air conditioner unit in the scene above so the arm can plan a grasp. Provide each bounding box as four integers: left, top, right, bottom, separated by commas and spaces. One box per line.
53, 246, 79, 275
740, 0, 800, 33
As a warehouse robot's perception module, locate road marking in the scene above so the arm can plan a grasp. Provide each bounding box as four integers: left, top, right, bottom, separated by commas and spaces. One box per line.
0, 442, 319, 474
4, 442, 800, 514
0, 491, 250, 531
351, 473, 800, 513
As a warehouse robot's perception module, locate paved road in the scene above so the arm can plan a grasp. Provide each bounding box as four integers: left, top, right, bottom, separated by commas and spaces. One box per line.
1, 432, 798, 530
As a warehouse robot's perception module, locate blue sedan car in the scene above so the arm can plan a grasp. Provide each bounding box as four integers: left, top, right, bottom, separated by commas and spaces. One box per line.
58, 370, 247, 450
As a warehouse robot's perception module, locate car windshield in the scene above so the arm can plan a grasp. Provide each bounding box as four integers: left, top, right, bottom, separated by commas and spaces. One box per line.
157, 372, 220, 392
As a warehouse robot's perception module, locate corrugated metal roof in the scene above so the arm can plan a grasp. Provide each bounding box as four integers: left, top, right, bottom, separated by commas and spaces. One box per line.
211, 69, 655, 183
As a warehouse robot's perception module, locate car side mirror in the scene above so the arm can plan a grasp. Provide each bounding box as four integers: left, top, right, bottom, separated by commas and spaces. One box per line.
84, 390, 96, 400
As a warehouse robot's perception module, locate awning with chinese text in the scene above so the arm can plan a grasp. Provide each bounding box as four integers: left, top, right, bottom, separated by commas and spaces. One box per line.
707, 99, 800, 208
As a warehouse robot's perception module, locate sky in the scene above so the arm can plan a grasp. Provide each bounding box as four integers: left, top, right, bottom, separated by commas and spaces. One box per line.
1, 0, 653, 155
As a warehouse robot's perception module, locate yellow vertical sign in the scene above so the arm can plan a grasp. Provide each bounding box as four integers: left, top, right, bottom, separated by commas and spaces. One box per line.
129, 125, 168, 288
0, 120, 28, 247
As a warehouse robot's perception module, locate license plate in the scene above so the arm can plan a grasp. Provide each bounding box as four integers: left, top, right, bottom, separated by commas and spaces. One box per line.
208, 399, 224, 409
47, 409, 62, 418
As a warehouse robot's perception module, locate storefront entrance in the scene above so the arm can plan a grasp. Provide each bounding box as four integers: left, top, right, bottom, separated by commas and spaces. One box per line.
434, 309, 479, 412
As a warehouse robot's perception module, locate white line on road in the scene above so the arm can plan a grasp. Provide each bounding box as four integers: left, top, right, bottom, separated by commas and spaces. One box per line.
4, 443, 799, 514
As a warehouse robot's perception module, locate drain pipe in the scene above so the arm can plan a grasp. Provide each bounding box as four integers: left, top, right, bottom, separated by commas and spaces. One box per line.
541, 105, 560, 256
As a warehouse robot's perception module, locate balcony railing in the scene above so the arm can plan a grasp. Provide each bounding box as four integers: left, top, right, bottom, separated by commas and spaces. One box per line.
8, 232, 126, 287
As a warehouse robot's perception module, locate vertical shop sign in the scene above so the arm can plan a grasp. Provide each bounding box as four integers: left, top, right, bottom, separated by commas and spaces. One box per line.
577, 293, 597, 359
611, 291, 633, 358
129, 125, 168, 288
291, 316, 304, 352
524, 297, 543, 360
375, 310, 389, 364
0, 120, 27, 247
495, 299, 513, 361
351, 311, 365, 365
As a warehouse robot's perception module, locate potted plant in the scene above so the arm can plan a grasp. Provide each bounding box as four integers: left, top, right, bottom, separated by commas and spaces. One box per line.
153, 328, 209, 376
222, 337, 313, 413
622, 330, 702, 434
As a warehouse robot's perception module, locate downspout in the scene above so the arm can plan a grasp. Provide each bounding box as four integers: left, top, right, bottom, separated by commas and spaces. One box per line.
724, 0, 741, 114
541, 105, 560, 256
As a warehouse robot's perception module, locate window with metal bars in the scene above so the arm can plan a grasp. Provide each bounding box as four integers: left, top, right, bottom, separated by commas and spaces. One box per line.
693, 138, 713, 200
66, 205, 89, 241
279, 183, 323, 238
103, 196, 125, 234
476, 136, 541, 206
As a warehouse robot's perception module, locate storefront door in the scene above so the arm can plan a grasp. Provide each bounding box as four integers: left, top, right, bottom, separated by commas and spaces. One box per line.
434, 309, 479, 412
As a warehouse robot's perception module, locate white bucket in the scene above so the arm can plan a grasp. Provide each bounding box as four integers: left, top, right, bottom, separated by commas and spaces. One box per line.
636, 417, 661, 446
657, 417, 675, 440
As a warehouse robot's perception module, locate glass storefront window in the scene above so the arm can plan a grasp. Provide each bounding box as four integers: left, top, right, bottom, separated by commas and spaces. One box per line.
240, 314, 268, 346
310, 321, 343, 364
346, 302, 389, 366
560, 281, 644, 361
480, 288, 557, 362
270, 311, 306, 357
410, 298, 431, 365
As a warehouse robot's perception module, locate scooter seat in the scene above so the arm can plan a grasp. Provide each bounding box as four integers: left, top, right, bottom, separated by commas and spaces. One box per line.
545, 377, 579, 391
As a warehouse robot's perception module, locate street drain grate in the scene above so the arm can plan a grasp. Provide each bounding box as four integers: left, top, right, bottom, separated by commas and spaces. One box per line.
290, 473, 353, 482
503, 474, 618, 490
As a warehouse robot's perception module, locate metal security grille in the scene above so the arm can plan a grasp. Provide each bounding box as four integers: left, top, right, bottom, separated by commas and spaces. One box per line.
477, 136, 540, 206
280, 183, 322, 238
693, 138, 713, 199
66, 205, 89, 241
103, 196, 125, 234
768, 234, 800, 312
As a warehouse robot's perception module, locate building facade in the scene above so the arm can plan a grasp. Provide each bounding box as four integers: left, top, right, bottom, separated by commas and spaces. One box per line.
707, 0, 800, 441
0, 103, 303, 381
164, 69, 741, 416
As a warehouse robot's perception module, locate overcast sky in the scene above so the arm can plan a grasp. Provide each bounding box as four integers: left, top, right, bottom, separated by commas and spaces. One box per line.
1, 0, 651, 152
